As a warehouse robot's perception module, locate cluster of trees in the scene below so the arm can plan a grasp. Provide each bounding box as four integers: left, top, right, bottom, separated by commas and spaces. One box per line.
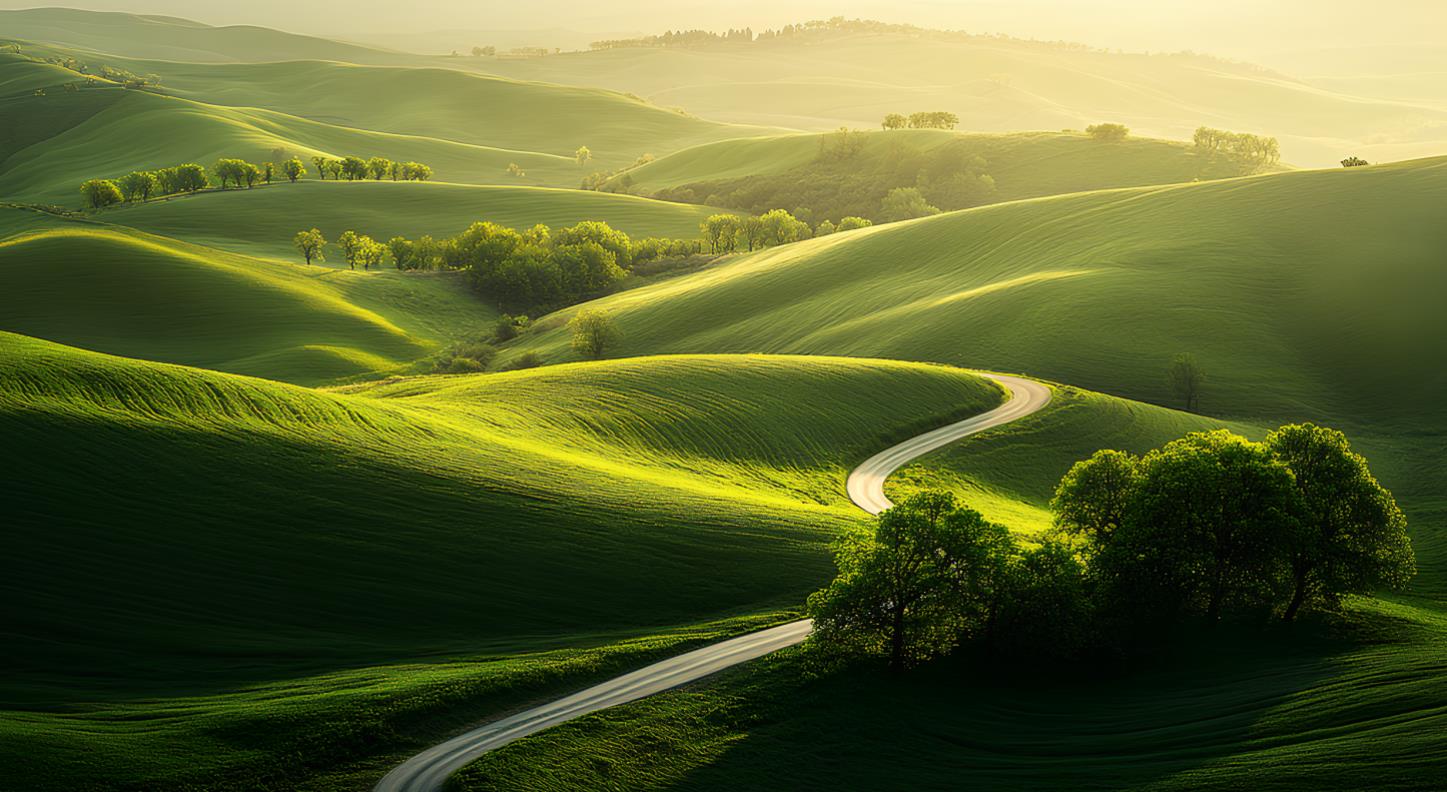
81, 163, 209, 208
80, 151, 424, 209
810, 424, 1414, 670
33, 51, 160, 89
588, 17, 1098, 51
310, 156, 433, 182
660, 137, 993, 226
698, 210, 877, 253
1341, 156, 1370, 168
1085, 123, 1130, 142
1193, 127, 1282, 171
591, 28, 757, 49
881, 112, 960, 131
469, 46, 497, 57
294, 220, 704, 311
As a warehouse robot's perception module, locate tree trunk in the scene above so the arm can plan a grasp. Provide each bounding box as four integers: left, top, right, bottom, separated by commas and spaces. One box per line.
1283, 566, 1310, 622
889, 606, 906, 672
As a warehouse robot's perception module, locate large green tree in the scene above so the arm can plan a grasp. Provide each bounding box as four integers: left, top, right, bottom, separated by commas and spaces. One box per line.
1051, 449, 1140, 551
1266, 423, 1414, 620
293, 228, 326, 265
568, 308, 621, 360
807, 492, 1016, 670
1101, 430, 1302, 623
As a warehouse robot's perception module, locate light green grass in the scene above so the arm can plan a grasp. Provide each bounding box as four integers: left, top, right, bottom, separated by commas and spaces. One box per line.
0, 74, 572, 203
103, 180, 721, 261
0, 7, 406, 64
0, 333, 1002, 790
507, 156, 1447, 429
0, 218, 492, 384
478, 33, 1447, 167
627, 128, 1256, 199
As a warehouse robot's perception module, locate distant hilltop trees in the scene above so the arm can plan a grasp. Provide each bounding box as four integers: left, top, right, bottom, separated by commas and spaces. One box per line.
881, 112, 959, 131
590, 17, 1135, 54
1193, 126, 1281, 171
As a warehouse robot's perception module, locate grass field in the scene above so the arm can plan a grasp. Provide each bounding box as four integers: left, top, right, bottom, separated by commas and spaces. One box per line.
104, 180, 723, 261
627, 128, 1258, 198
452, 387, 1447, 792
0, 213, 492, 384
0, 7, 409, 64
505, 156, 1447, 428
0, 334, 1002, 790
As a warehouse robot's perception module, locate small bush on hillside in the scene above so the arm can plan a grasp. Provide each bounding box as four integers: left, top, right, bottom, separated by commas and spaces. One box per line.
1086, 123, 1130, 142
501, 352, 545, 371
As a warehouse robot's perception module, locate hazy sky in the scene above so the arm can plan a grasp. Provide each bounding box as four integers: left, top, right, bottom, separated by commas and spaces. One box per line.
5, 0, 1446, 62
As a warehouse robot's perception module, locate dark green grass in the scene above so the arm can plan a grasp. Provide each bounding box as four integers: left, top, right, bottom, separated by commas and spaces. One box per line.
454, 601, 1447, 792
0, 333, 1002, 790
453, 389, 1447, 792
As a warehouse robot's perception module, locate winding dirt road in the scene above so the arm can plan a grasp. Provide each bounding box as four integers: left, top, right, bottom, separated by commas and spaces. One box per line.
375, 372, 1050, 792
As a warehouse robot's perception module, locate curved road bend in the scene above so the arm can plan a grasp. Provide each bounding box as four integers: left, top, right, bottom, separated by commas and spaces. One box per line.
375, 372, 1051, 792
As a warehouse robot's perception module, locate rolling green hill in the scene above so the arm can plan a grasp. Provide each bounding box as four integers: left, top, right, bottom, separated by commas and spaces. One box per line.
0, 7, 407, 63
477, 31, 1447, 168
0, 333, 1002, 790
104, 180, 722, 260
506, 156, 1447, 429
626, 129, 1253, 195
452, 384, 1447, 792
0, 66, 574, 203
0, 217, 491, 384
624, 128, 1264, 221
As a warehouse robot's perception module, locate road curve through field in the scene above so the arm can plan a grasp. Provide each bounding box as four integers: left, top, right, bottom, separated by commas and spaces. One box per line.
374, 372, 1050, 792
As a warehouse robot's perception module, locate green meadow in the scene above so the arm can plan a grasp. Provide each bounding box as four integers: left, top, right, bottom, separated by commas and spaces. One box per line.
1, 7, 1444, 791
0, 332, 1001, 789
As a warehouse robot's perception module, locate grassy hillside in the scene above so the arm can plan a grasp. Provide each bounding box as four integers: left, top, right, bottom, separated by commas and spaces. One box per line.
0, 69, 575, 203
0, 7, 408, 63
127, 58, 771, 168
477, 33, 1447, 167
0, 333, 1002, 790
506, 156, 1447, 428
626, 128, 1262, 221
104, 180, 721, 260
628, 129, 1253, 195
0, 217, 491, 384
455, 386, 1447, 792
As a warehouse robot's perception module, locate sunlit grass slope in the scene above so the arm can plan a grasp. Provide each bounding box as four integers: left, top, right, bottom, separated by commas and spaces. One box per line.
105, 180, 721, 260
0, 73, 572, 203
627, 129, 1257, 198
0, 218, 491, 384
0, 333, 1001, 790
457, 387, 1447, 792
129, 58, 773, 169
479, 33, 1447, 167
0, 7, 407, 63
508, 157, 1447, 428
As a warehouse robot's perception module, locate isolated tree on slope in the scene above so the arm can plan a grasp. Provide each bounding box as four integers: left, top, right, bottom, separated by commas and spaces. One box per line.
293, 228, 326, 265
881, 113, 907, 130
337, 230, 363, 269
569, 308, 621, 359
575, 146, 592, 166
1167, 353, 1205, 412
1266, 423, 1414, 621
